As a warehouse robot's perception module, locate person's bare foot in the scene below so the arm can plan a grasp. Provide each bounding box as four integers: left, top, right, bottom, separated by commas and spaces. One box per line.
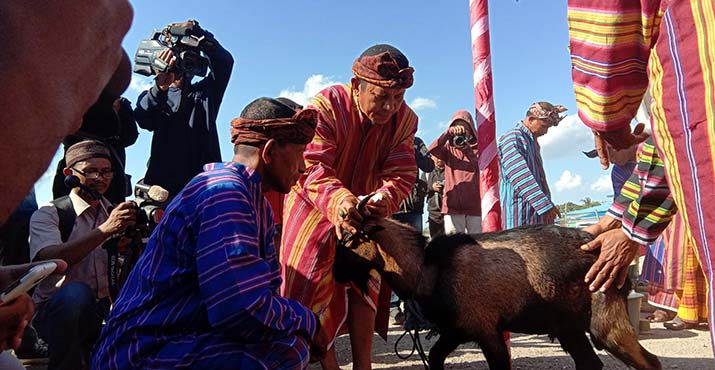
646, 309, 676, 322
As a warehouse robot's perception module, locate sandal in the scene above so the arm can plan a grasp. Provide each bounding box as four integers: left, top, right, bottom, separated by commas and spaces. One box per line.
664, 317, 698, 330
646, 309, 676, 323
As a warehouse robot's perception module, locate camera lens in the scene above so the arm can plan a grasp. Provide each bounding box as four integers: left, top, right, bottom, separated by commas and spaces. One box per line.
452, 135, 468, 148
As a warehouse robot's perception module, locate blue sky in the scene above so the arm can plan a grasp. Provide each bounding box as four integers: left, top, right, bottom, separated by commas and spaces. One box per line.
34, 0, 619, 206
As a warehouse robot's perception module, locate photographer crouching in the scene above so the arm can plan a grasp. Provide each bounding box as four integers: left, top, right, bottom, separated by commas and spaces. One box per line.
28, 141, 137, 370
134, 20, 234, 198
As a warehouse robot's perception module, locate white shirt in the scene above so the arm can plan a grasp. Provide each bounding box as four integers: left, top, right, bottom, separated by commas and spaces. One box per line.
29, 191, 111, 303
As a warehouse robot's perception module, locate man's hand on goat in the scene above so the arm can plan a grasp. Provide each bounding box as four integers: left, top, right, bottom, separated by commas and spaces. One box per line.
580, 229, 640, 292
362, 193, 389, 218
335, 196, 363, 238
583, 214, 621, 237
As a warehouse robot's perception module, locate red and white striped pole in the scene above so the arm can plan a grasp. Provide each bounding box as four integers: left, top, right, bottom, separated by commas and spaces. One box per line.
469, 0, 501, 234
469, 0, 510, 363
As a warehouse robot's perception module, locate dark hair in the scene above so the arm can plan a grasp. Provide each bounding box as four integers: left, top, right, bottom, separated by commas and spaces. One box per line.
359, 44, 409, 69
275, 97, 303, 111
240, 97, 296, 120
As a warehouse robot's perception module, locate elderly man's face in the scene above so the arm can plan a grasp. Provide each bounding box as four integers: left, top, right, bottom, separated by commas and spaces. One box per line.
264, 142, 307, 194
352, 79, 406, 125
526, 116, 554, 138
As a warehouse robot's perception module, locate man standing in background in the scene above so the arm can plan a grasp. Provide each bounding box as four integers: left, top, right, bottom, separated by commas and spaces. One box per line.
498, 102, 565, 229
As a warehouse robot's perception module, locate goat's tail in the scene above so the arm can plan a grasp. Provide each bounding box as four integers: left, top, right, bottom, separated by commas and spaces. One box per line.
589, 288, 661, 370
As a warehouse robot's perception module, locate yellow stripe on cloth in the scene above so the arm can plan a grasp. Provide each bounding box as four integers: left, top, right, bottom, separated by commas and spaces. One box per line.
649, 49, 692, 235
692, 0, 715, 178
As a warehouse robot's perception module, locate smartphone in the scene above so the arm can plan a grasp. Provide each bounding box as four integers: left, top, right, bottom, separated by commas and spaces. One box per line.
0, 262, 57, 305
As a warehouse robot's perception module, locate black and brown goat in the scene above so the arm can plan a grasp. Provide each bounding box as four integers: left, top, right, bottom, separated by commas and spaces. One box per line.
335, 217, 661, 370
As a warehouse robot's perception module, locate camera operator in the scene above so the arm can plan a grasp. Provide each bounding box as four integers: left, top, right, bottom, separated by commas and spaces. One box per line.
428, 110, 481, 234
135, 20, 234, 197
28, 140, 136, 370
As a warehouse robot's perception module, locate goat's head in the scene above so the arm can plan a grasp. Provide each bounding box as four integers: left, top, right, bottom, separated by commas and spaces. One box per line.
334, 215, 428, 296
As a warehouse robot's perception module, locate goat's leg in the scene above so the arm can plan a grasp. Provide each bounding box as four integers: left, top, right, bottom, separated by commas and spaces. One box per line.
427, 335, 461, 370
556, 332, 603, 370
477, 332, 511, 370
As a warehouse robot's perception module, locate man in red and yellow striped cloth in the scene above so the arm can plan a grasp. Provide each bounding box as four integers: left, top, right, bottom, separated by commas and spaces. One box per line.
280, 44, 418, 370
568, 0, 715, 351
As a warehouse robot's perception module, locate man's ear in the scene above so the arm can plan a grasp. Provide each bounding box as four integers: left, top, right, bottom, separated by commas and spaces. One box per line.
261, 139, 277, 165
62, 168, 73, 176
350, 77, 361, 93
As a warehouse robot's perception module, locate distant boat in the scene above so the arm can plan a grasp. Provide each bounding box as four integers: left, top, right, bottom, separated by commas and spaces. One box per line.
558, 203, 610, 228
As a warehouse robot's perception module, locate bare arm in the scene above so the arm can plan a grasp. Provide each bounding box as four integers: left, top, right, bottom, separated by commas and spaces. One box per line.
31, 202, 136, 266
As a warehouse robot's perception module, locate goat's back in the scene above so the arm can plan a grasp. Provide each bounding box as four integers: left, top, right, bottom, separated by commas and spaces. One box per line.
422, 225, 597, 336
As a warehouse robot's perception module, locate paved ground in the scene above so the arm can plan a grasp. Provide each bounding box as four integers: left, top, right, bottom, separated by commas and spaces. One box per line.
19, 313, 713, 370
19, 324, 713, 369
318, 322, 714, 370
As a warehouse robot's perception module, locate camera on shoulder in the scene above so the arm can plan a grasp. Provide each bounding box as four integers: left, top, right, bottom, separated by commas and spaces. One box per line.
134, 20, 212, 78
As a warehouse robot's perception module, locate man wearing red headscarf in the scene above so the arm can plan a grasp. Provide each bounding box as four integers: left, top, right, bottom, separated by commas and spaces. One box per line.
280, 44, 418, 370
93, 98, 328, 370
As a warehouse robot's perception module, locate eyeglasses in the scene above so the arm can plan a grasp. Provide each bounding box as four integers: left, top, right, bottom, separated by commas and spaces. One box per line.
72, 167, 114, 180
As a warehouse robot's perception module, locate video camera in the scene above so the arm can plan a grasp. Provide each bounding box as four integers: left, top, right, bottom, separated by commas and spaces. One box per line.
124, 183, 169, 241
134, 20, 214, 78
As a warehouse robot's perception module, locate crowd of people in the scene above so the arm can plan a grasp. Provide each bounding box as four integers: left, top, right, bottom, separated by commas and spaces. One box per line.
0, 1, 714, 370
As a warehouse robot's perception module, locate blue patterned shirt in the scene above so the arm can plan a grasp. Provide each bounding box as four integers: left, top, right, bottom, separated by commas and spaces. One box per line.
92, 162, 318, 370
498, 123, 555, 229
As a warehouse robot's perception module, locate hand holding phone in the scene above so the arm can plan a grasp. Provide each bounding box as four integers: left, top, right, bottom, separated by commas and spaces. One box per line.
0, 262, 57, 305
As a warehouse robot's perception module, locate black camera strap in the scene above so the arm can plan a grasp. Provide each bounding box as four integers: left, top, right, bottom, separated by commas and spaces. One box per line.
101, 205, 119, 300
103, 237, 120, 300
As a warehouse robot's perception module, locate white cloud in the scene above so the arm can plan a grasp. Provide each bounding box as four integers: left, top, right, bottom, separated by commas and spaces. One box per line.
129, 75, 153, 94
539, 114, 594, 160
437, 120, 450, 129
590, 175, 612, 193
278, 74, 340, 107
555, 170, 583, 192
409, 97, 437, 111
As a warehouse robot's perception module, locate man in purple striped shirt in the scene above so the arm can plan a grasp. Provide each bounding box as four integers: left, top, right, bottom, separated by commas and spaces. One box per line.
91, 98, 328, 370
498, 102, 566, 229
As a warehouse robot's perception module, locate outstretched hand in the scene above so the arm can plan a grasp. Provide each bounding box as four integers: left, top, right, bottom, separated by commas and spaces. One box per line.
593, 123, 648, 169
580, 229, 640, 292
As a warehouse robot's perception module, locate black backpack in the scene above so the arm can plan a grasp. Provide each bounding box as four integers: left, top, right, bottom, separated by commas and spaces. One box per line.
50, 196, 76, 243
